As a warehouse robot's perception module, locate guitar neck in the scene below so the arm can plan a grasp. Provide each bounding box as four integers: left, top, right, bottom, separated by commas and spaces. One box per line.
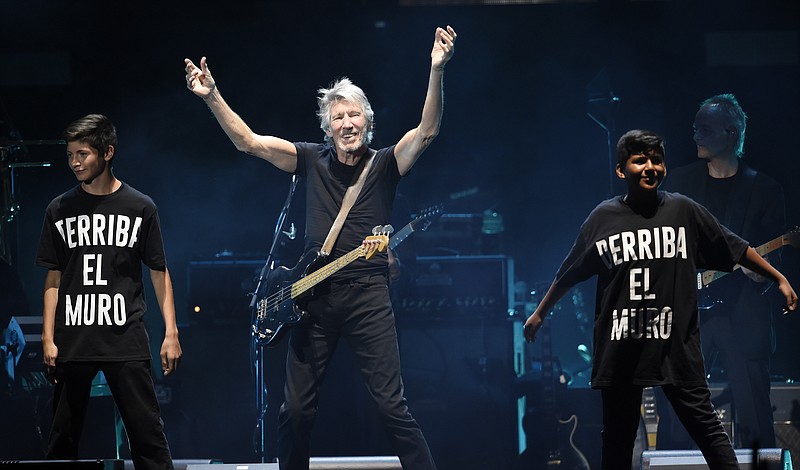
389, 224, 414, 250
291, 246, 365, 298
698, 232, 788, 290
540, 315, 559, 435
756, 235, 786, 256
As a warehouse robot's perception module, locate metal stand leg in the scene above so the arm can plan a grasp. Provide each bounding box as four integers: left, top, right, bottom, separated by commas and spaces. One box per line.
254, 340, 268, 462
113, 404, 126, 459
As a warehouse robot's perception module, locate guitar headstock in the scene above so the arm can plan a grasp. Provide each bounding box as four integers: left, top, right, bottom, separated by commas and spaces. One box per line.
363, 225, 392, 259
410, 203, 445, 232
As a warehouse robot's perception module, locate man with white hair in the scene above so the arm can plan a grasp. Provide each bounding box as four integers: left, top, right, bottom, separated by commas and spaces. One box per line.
186, 24, 456, 470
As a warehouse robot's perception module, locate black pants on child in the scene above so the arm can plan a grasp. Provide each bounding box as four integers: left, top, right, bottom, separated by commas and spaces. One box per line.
48, 360, 173, 470
601, 384, 739, 470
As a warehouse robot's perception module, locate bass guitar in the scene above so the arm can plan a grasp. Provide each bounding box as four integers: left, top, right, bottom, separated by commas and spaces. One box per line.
253, 225, 391, 347
253, 205, 445, 347
697, 228, 799, 308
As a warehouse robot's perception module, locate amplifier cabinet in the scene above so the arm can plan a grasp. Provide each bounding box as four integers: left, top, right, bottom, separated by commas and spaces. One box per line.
641, 448, 791, 469
771, 383, 800, 422
395, 256, 519, 469
395, 255, 514, 319
771, 383, 800, 466
0, 461, 123, 469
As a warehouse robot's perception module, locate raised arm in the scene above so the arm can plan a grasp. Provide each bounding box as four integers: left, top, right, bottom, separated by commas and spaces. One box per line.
738, 247, 798, 314
185, 56, 298, 173
394, 25, 457, 176
150, 267, 182, 375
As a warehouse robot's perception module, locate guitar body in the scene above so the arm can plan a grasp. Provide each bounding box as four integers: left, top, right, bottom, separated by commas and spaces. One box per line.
252, 229, 392, 348
522, 415, 589, 469
255, 250, 326, 347
250, 209, 445, 349
697, 271, 745, 310
697, 227, 799, 309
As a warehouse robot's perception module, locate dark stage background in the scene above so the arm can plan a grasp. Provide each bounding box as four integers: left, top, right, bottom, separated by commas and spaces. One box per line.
1, 0, 799, 468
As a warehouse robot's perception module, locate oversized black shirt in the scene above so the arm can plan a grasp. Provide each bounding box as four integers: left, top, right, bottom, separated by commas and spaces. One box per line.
555, 192, 748, 387
36, 183, 166, 361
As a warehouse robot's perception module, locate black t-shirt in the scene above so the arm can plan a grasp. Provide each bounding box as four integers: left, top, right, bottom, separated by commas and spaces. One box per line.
664, 161, 785, 358
294, 142, 401, 281
665, 161, 784, 246
36, 183, 166, 362
555, 191, 748, 387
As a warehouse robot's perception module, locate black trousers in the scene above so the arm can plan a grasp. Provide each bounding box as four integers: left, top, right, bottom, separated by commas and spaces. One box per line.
601, 384, 739, 470
48, 360, 173, 470
657, 307, 776, 450
277, 273, 435, 470
701, 309, 775, 447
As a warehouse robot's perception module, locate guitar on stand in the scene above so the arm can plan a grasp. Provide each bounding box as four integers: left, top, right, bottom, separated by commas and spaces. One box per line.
530, 312, 591, 469
640, 387, 658, 451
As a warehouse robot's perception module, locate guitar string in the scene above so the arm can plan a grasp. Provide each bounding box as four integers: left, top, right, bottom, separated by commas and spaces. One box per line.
251, 215, 441, 336
258, 246, 365, 311
700, 231, 792, 287
258, 237, 388, 312
255, 216, 434, 311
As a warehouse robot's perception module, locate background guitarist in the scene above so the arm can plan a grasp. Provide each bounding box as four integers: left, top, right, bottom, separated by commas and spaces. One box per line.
185, 25, 457, 470
661, 94, 786, 449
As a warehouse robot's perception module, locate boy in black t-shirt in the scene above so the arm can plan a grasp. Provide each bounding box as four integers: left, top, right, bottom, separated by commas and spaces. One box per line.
523, 130, 797, 469
36, 114, 182, 469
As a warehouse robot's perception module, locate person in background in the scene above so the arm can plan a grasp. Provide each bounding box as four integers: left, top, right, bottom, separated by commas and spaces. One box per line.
661, 93, 785, 449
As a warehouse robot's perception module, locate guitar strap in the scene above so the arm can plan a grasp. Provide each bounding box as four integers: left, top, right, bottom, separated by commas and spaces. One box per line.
320, 149, 376, 257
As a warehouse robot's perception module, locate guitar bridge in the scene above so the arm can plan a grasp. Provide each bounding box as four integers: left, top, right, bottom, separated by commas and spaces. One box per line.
256, 298, 268, 321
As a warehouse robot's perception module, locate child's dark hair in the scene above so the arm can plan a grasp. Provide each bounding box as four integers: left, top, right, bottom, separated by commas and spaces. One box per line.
63, 114, 118, 165
616, 129, 665, 166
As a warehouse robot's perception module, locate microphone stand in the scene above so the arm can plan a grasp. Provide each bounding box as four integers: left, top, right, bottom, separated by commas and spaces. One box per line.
587, 92, 620, 198
251, 174, 299, 463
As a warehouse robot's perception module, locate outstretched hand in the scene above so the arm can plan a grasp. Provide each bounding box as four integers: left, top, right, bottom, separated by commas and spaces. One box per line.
185, 56, 215, 98
523, 311, 544, 343
778, 280, 798, 315
431, 25, 457, 71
